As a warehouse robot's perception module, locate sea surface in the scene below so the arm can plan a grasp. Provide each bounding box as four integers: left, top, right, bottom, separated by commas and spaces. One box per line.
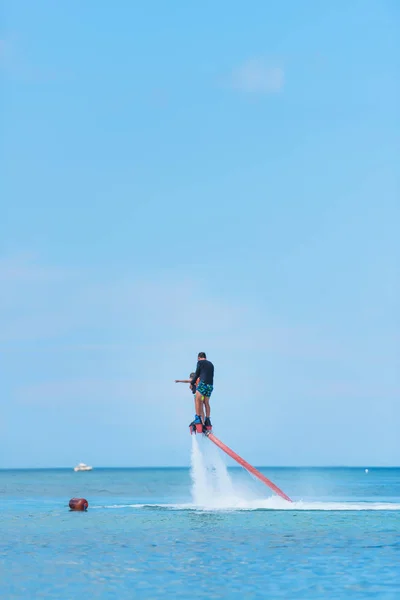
1, 436, 400, 599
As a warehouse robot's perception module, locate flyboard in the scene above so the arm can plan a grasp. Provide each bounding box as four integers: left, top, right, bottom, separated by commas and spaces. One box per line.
190, 422, 292, 503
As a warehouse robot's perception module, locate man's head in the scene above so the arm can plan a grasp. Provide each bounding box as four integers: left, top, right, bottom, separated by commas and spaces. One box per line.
198, 352, 207, 360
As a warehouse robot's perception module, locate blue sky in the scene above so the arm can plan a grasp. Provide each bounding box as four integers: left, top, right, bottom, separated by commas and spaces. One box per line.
1, 0, 399, 468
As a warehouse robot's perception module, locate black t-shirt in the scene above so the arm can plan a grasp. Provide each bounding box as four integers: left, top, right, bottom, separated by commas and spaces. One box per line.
191, 359, 214, 386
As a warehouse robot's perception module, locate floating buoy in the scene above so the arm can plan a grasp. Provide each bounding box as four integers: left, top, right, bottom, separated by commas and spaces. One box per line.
69, 497, 88, 511
365, 469, 369, 474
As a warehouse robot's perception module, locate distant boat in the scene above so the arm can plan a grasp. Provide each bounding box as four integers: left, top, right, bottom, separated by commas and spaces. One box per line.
74, 462, 93, 472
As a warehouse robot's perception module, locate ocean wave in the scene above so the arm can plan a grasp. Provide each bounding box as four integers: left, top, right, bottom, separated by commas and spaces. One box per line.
95, 499, 400, 511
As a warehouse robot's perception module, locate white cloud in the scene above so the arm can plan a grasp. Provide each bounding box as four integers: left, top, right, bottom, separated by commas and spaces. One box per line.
0, 35, 69, 82
0, 252, 74, 283
230, 59, 284, 94
14, 378, 138, 406
0, 254, 244, 344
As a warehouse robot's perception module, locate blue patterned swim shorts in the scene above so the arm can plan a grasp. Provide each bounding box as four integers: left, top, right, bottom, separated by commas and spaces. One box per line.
197, 381, 213, 398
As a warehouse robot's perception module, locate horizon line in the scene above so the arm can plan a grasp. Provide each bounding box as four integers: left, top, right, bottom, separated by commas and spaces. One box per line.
1, 465, 399, 471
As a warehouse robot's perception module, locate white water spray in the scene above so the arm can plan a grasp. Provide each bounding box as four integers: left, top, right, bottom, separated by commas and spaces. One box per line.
190, 435, 212, 505
204, 440, 234, 497
190, 435, 259, 508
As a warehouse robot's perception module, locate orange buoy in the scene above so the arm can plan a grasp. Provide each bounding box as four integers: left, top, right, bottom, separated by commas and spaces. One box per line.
69, 498, 88, 511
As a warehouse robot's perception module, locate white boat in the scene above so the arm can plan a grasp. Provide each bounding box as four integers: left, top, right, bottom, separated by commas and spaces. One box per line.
74, 462, 93, 472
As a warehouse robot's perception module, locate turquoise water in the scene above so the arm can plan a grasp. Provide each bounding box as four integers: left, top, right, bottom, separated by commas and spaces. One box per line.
1, 437, 400, 598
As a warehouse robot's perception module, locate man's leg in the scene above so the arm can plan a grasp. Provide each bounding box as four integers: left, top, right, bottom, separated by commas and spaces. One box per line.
199, 396, 205, 421
195, 391, 204, 422
204, 397, 211, 418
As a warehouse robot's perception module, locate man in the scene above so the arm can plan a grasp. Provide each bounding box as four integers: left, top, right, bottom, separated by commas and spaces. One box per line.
190, 352, 214, 430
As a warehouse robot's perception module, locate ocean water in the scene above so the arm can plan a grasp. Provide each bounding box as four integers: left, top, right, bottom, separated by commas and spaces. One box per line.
1, 436, 400, 599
